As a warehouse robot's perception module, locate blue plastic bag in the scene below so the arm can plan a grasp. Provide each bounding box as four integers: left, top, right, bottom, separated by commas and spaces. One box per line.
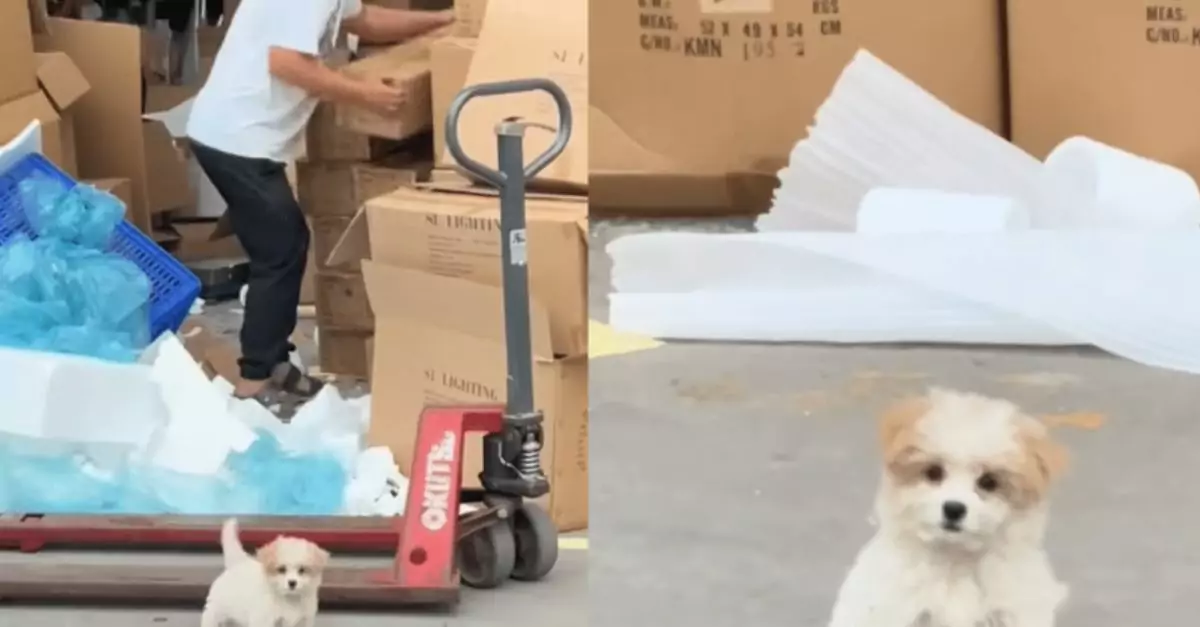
0, 175, 151, 361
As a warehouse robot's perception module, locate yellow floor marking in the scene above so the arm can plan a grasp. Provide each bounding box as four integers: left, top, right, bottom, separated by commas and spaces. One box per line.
589, 320, 662, 358
557, 536, 588, 550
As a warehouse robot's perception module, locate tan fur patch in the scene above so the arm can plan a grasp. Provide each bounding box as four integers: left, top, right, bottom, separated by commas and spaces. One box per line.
878, 396, 930, 479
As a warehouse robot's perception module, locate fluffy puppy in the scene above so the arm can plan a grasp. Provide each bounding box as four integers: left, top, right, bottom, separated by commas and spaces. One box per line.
201, 518, 330, 627
828, 388, 1069, 627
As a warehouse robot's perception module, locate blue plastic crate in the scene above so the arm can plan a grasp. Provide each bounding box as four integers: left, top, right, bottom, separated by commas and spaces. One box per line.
0, 153, 201, 340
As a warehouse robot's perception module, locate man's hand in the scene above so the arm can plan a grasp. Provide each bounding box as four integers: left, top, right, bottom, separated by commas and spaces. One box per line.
357, 79, 407, 115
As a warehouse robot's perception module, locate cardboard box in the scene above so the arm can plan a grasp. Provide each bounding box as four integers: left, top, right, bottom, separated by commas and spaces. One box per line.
430, 37, 476, 163
312, 215, 357, 272
1, 0, 39, 106
336, 46, 433, 141
590, 0, 1005, 214
36, 51, 90, 176
453, 0, 488, 37
455, 0, 586, 188
47, 18, 191, 232
296, 161, 425, 217
86, 177, 134, 217
315, 271, 373, 330
0, 91, 64, 171
317, 327, 373, 379
1008, 1, 1200, 182
301, 217, 317, 305
329, 186, 588, 356
169, 220, 247, 263
361, 262, 588, 531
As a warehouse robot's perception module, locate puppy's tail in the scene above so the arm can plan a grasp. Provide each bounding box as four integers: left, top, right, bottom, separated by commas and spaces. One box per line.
220, 517, 250, 566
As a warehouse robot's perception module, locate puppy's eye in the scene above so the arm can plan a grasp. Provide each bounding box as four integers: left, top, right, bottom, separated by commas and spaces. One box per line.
297, 567, 308, 575
275, 566, 287, 574
977, 472, 1000, 492
923, 464, 945, 483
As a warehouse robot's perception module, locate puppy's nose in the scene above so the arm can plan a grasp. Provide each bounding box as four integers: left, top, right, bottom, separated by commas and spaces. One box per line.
942, 500, 967, 522
287, 579, 298, 590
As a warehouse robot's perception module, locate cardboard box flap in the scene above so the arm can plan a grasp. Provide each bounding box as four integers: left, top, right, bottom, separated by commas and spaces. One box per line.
361, 260, 554, 360
326, 205, 370, 267
326, 186, 588, 267
35, 52, 90, 111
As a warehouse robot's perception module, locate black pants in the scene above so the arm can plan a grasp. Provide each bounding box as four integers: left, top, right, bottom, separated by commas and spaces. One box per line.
190, 141, 309, 381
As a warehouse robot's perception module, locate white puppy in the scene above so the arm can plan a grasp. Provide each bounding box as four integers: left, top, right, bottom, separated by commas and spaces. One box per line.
201, 518, 330, 627
828, 388, 1070, 627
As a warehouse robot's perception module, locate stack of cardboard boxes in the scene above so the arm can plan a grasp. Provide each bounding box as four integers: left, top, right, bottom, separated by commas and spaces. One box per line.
315, 0, 590, 530
0, 4, 189, 238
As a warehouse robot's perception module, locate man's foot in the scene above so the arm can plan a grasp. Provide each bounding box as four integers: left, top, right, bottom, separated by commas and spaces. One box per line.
268, 362, 325, 401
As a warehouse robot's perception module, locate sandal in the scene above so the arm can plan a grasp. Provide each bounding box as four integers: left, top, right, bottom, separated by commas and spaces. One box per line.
269, 361, 325, 401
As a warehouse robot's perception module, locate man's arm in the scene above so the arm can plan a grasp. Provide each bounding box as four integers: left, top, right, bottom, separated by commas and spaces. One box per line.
342, 6, 455, 44
268, 48, 403, 113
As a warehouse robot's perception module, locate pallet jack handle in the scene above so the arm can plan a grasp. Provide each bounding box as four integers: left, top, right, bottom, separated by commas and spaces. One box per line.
444, 79, 572, 500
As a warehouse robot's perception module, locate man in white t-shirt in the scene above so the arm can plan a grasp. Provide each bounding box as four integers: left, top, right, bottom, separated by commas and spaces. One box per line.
186, 0, 453, 407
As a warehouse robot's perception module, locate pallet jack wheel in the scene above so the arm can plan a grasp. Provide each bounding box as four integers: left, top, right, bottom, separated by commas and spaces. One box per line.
510, 502, 558, 582
458, 519, 516, 589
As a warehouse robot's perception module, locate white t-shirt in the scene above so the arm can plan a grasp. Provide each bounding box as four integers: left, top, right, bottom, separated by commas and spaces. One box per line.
186, 0, 363, 163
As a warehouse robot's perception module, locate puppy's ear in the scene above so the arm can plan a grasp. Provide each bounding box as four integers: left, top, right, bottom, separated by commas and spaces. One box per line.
256, 538, 280, 570
1016, 418, 1069, 502
878, 395, 928, 466
309, 544, 331, 570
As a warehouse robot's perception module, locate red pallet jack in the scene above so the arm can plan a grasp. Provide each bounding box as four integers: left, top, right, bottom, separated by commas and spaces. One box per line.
0, 78, 574, 608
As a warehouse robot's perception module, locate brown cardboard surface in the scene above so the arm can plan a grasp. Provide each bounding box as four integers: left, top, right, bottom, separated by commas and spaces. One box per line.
337, 53, 433, 141
456, 0, 587, 188
47, 18, 161, 231
361, 262, 587, 531
0, 91, 64, 172
143, 121, 192, 214
1008, 1, 1200, 180
35, 52, 90, 111
453, 0, 487, 36
297, 161, 424, 217
590, 0, 1004, 212
180, 319, 240, 383
430, 37, 476, 163
1, 1, 39, 106
86, 177, 133, 217
312, 215, 357, 272
145, 84, 199, 114
317, 327, 373, 379
306, 102, 377, 162
329, 186, 587, 356
315, 271, 373, 330
169, 220, 247, 263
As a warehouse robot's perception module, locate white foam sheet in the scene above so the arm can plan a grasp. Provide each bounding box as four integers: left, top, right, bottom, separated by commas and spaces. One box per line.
856, 188, 1031, 234
758, 50, 1058, 233
772, 230, 1200, 374
607, 232, 1071, 345
0, 346, 167, 446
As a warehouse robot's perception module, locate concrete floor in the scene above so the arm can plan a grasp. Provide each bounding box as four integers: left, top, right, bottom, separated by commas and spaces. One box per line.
589, 219, 1200, 626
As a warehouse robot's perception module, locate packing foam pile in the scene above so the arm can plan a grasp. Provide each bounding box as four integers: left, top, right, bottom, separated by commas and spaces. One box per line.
607, 49, 1200, 375
0, 175, 413, 516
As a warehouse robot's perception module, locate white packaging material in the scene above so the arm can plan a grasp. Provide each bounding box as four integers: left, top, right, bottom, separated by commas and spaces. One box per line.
856, 188, 1031, 234
777, 230, 1200, 374
141, 334, 258, 474
758, 49, 1050, 232
607, 232, 1069, 345
1044, 136, 1200, 229
0, 346, 167, 447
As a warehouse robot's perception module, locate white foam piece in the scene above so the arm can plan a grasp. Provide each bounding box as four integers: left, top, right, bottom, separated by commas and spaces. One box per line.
1044, 136, 1200, 229
0, 346, 166, 446
757, 49, 1059, 232
606, 232, 1068, 345
140, 333, 258, 475
856, 188, 1031, 234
